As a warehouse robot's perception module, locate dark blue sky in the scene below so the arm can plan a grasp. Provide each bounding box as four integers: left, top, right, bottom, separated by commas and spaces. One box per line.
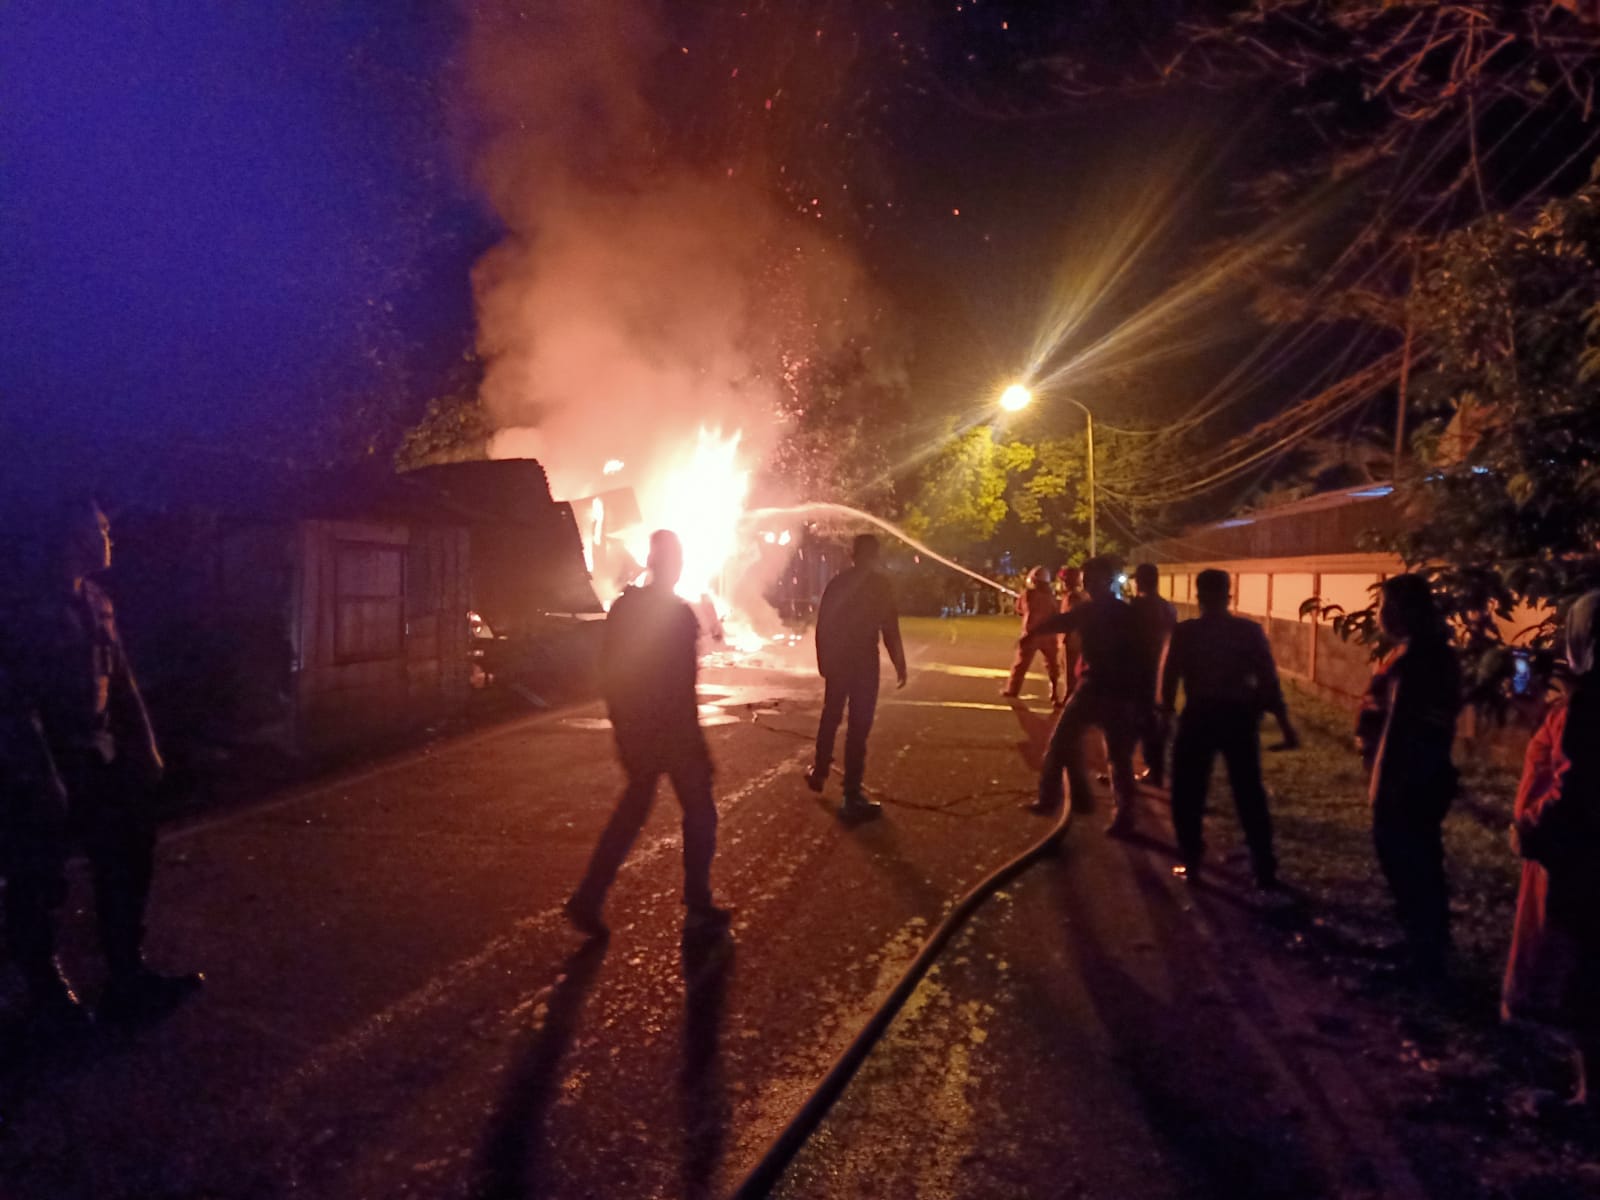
1, 4, 482, 453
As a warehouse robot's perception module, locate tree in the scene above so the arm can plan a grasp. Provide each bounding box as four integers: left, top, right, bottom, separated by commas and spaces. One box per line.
393, 351, 491, 470
1021, 2, 1600, 511
1314, 170, 1600, 708
904, 425, 1035, 553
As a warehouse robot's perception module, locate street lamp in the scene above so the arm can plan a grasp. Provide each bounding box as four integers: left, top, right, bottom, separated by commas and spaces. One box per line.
1000, 381, 1095, 557
999, 383, 1032, 412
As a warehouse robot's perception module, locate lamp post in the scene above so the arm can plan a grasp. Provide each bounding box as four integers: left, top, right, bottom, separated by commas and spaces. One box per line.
999, 384, 1096, 557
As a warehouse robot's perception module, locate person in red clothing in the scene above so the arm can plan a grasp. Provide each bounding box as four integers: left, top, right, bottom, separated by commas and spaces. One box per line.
1003, 566, 1063, 706
1503, 591, 1600, 1109
1358, 573, 1462, 975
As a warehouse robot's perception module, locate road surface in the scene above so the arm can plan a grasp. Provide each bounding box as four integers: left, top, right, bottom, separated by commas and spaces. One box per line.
1, 617, 1423, 1199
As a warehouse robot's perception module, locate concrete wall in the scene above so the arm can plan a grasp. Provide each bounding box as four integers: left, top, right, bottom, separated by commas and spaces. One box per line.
1162, 557, 1390, 703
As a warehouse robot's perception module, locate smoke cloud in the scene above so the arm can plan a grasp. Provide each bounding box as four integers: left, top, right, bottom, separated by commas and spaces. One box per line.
462, 0, 871, 508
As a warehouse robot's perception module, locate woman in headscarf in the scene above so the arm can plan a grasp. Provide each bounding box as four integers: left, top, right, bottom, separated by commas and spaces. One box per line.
1004, 566, 1064, 706
1357, 573, 1462, 975
1503, 590, 1600, 1109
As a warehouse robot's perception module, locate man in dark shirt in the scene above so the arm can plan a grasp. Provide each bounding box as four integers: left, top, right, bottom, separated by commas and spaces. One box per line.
1026, 556, 1142, 831
1129, 562, 1178, 787
805, 534, 907, 819
1161, 568, 1299, 885
566, 530, 731, 937
4, 496, 201, 1024
1055, 565, 1089, 697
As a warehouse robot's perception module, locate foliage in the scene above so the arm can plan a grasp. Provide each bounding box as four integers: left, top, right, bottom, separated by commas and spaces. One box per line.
763, 337, 908, 513
902, 416, 1193, 566
1307, 173, 1600, 710
393, 352, 491, 470
1024, 0, 1600, 515
903, 425, 1035, 552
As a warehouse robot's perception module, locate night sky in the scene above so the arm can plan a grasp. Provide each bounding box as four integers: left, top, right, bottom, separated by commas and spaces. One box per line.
1, 3, 1228, 472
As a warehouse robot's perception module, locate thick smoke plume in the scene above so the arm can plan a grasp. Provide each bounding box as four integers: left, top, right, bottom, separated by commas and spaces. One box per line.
463, 0, 871, 511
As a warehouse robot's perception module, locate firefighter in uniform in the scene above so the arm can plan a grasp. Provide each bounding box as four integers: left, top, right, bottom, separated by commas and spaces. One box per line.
1003, 566, 1063, 706
3, 497, 202, 1023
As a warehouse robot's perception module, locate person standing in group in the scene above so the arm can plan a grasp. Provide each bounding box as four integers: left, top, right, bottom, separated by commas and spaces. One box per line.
1160, 569, 1299, 886
1358, 573, 1462, 976
1129, 562, 1178, 786
565, 530, 732, 938
1056, 565, 1089, 699
1025, 556, 1141, 832
2, 496, 202, 1024
804, 534, 907, 819
1502, 591, 1600, 1110
1003, 566, 1063, 706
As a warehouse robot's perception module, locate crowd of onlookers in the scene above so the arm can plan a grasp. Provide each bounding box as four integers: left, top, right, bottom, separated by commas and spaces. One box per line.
1002, 555, 1600, 1114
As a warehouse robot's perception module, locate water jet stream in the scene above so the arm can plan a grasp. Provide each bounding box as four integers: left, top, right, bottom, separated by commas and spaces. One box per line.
744, 502, 1018, 597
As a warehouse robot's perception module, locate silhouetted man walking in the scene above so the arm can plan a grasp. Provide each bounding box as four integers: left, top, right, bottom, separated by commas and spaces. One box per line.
1129, 562, 1177, 786
565, 530, 731, 938
1161, 569, 1299, 885
1026, 556, 1142, 832
805, 534, 907, 819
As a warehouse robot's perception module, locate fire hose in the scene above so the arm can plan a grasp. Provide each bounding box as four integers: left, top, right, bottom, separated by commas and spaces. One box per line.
726, 788, 1075, 1199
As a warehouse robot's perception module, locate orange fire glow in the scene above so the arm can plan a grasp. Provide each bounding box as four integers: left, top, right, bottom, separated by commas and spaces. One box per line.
625, 427, 752, 604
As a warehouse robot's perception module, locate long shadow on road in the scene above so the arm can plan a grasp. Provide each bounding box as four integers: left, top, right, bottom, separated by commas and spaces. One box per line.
679, 928, 734, 1200
473, 937, 609, 1200
1007, 699, 1056, 774
1045, 846, 1332, 1198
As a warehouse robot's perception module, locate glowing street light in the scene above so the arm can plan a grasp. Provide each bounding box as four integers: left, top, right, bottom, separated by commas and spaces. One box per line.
999, 383, 1033, 412
999, 380, 1097, 557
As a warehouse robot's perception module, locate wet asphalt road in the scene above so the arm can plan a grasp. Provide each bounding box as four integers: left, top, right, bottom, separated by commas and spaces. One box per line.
0, 617, 1416, 1200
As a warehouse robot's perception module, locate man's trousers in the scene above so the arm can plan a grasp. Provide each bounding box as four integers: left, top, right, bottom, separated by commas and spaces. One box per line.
1170, 703, 1275, 879
813, 667, 881, 795
1038, 686, 1138, 813
573, 731, 718, 911
1373, 783, 1453, 967
1007, 635, 1061, 698
3, 756, 158, 980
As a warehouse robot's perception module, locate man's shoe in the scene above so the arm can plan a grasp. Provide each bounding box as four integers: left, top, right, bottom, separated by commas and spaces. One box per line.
685, 903, 734, 934
1021, 798, 1059, 815
803, 767, 827, 794
563, 896, 609, 938
99, 966, 204, 1025
839, 792, 882, 819
1000, 689, 1021, 699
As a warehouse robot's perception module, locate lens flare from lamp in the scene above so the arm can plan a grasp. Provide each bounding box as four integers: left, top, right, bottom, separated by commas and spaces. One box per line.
999, 383, 1032, 412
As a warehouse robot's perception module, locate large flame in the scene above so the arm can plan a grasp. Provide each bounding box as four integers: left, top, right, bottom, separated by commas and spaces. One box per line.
626, 427, 751, 602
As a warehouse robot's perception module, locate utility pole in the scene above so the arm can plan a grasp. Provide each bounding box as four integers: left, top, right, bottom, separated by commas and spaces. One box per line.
1083, 403, 1096, 557
1394, 251, 1418, 479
